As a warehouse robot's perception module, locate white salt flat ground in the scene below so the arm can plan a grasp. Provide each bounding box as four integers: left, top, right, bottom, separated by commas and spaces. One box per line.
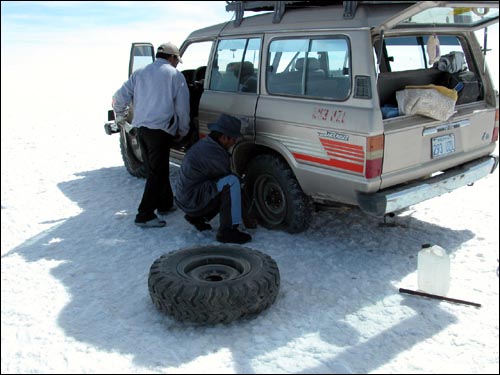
1, 4, 499, 373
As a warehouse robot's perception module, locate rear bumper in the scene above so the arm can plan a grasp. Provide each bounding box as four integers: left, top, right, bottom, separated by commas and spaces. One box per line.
357, 155, 499, 216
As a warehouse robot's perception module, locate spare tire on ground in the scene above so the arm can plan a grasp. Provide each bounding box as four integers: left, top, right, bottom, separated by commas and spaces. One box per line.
148, 245, 280, 324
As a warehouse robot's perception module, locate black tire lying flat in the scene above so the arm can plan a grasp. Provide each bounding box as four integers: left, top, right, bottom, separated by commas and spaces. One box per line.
148, 245, 280, 324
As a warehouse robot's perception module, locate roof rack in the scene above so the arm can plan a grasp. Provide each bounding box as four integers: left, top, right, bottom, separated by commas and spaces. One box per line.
225, 1, 418, 26
225, 1, 346, 26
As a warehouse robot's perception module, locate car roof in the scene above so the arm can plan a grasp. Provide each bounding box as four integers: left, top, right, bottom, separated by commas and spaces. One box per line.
186, 2, 415, 39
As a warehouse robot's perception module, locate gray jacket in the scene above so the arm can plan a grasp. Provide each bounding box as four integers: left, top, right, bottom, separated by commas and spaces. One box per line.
112, 58, 190, 137
175, 136, 232, 214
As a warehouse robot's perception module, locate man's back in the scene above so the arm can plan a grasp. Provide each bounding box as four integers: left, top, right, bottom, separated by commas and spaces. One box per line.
129, 59, 183, 129
176, 136, 231, 213
113, 57, 189, 135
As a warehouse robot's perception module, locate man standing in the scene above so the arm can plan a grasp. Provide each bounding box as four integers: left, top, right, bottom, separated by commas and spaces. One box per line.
113, 42, 190, 228
175, 114, 252, 244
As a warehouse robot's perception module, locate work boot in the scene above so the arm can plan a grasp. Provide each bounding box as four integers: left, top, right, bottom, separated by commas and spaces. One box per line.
184, 214, 212, 231
216, 227, 252, 244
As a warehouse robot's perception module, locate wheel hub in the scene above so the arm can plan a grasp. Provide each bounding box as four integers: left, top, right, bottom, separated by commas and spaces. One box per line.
255, 175, 286, 224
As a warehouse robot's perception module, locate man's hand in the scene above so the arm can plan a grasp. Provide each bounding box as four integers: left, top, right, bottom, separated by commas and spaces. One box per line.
115, 113, 134, 133
115, 113, 127, 127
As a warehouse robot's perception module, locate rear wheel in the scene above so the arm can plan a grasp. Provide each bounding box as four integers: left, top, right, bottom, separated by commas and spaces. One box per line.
119, 127, 148, 178
245, 154, 312, 233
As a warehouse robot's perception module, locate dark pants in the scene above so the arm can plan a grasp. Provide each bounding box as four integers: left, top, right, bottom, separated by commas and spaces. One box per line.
135, 127, 174, 222
186, 185, 233, 231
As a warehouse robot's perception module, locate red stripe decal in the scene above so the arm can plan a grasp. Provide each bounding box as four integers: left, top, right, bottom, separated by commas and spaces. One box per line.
318, 138, 365, 163
322, 144, 364, 155
320, 138, 363, 151
325, 151, 365, 163
293, 152, 364, 173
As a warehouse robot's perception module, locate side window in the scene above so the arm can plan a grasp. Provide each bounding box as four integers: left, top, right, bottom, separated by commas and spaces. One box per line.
130, 44, 154, 76
267, 37, 350, 100
383, 35, 466, 72
180, 41, 214, 71
132, 55, 153, 73
209, 38, 261, 93
180, 40, 214, 87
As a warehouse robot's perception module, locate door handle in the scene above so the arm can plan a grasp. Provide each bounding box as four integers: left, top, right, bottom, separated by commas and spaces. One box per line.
238, 116, 251, 134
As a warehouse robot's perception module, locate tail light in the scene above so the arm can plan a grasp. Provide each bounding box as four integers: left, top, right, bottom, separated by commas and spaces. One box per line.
492, 109, 499, 143
365, 134, 384, 178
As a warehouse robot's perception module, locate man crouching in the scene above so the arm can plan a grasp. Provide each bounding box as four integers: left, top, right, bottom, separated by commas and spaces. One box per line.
175, 114, 252, 244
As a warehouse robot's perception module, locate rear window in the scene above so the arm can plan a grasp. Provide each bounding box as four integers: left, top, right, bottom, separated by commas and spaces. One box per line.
381, 35, 467, 72
396, 6, 498, 29
266, 36, 351, 100
375, 34, 483, 108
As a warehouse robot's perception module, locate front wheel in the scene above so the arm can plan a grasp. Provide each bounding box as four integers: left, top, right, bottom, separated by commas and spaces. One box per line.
119, 127, 148, 178
245, 154, 313, 233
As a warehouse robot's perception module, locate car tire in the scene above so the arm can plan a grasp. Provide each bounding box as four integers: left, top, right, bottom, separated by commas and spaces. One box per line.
148, 245, 280, 324
119, 126, 148, 178
245, 154, 313, 233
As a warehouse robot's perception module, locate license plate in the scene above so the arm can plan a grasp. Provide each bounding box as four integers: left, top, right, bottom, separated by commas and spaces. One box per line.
431, 134, 455, 158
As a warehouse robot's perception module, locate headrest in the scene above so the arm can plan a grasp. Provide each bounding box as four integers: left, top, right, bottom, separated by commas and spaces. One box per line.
241, 61, 254, 76
226, 62, 239, 72
226, 61, 254, 78
295, 57, 320, 71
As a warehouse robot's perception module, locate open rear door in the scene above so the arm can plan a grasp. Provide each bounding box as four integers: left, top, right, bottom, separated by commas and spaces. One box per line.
372, 1, 498, 34
129, 43, 155, 77
371, 2, 499, 191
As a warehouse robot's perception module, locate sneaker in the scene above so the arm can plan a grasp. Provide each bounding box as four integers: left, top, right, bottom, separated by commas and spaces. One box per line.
216, 228, 252, 244
184, 214, 212, 231
134, 217, 166, 228
157, 206, 177, 216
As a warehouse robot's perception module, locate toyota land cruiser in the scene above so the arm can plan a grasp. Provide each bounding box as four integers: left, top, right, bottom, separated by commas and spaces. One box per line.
104, 1, 499, 233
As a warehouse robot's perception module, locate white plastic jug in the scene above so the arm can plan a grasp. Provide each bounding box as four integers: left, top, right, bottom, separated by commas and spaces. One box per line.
417, 244, 450, 296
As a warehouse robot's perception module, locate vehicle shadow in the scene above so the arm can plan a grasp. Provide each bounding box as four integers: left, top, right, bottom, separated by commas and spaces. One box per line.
8, 165, 473, 373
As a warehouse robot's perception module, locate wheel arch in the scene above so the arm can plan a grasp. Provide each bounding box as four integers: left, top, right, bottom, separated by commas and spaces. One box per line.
233, 139, 299, 179
240, 147, 314, 233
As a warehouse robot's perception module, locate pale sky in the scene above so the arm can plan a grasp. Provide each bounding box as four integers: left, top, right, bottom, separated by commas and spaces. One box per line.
1, 1, 234, 110
1, 1, 232, 48
1, 1, 498, 90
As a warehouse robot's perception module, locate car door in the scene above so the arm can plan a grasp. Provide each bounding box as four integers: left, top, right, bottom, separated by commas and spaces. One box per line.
198, 37, 262, 140
120, 43, 156, 172
128, 43, 155, 76
372, 1, 498, 35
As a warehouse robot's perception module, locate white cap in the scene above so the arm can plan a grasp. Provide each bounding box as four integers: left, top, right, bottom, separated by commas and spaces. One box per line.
157, 42, 183, 63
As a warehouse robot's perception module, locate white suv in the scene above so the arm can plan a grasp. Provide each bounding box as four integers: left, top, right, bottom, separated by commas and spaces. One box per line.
105, 1, 499, 233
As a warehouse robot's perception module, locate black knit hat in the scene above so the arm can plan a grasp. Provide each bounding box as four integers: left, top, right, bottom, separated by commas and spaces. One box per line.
207, 114, 242, 138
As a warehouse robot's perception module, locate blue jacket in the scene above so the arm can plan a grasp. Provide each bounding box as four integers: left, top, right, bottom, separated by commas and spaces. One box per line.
175, 136, 232, 214
112, 58, 190, 137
